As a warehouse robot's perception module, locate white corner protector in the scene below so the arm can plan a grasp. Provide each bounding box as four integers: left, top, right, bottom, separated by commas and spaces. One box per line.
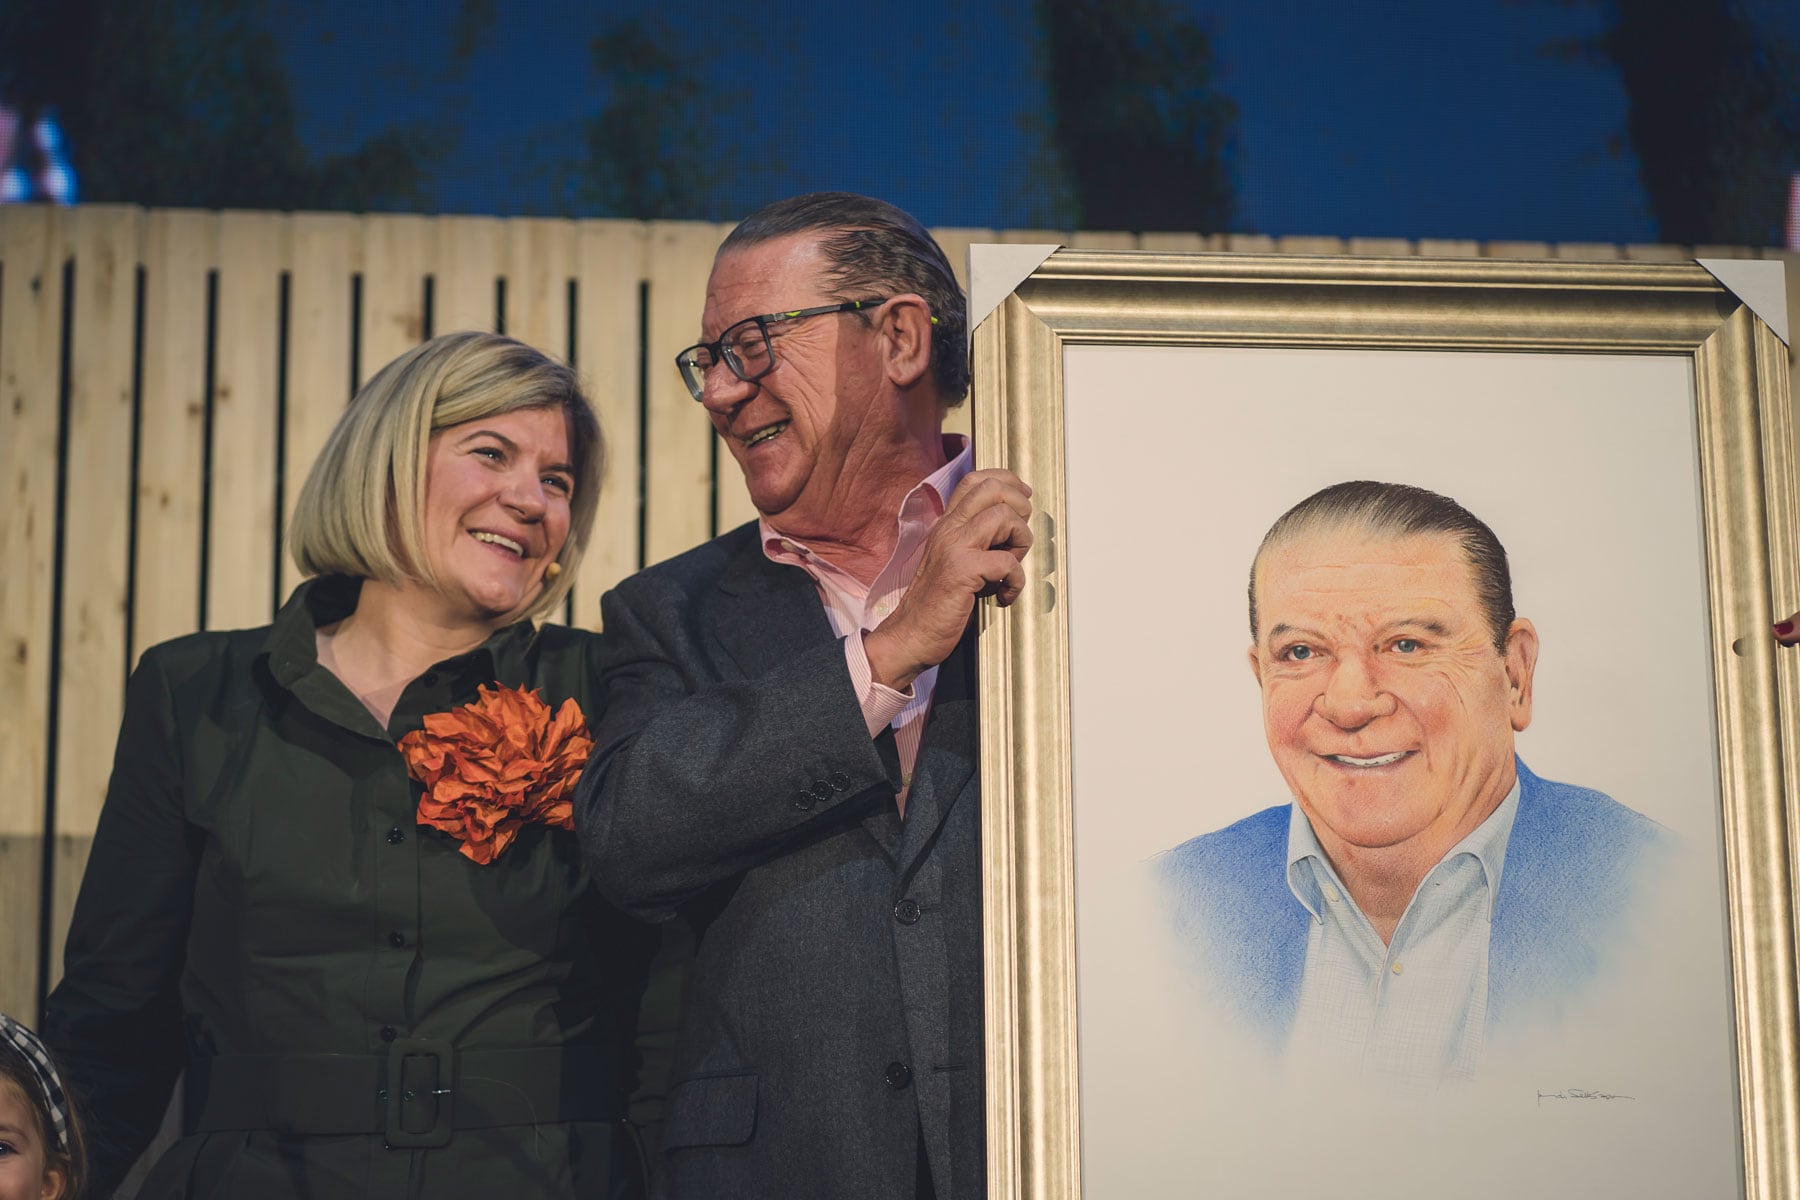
1697, 258, 1789, 346
968, 244, 1061, 342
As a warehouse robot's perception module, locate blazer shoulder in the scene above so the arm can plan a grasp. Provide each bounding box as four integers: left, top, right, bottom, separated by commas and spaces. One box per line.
1513, 758, 1672, 869
620, 522, 762, 596
1154, 803, 1291, 892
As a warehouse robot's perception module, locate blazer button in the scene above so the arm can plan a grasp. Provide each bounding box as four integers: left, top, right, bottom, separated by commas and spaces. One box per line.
829, 771, 851, 791
885, 1061, 913, 1090
893, 898, 921, 925
386, 827, 406, 845
810, 780, 834, 803
379, 1026, 398, 1042
388, 931, 407, 949
791, 791, 815, 811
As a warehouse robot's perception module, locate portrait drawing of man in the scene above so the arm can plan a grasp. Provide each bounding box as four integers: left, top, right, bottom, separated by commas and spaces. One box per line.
1152, 480, 1672, 1088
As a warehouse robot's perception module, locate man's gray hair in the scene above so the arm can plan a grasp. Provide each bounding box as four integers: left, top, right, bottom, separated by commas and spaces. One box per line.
719, 191, 970, 406
1248, 480, 1516, 654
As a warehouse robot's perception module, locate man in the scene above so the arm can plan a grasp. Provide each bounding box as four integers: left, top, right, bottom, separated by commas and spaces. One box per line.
576, 193, 1030, 1199
1154, 480, 1669, 1088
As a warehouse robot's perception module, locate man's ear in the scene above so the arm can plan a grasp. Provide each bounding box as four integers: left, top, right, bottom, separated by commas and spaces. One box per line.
879, 295, 934, 389
1248, 643, 1263, 687
1504, 617, 1538, 732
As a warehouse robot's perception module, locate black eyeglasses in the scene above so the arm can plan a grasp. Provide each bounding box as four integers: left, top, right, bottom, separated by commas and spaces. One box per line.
674, 298, 890, 402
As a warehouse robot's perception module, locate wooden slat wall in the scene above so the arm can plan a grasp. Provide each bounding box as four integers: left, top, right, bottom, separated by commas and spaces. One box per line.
0, 205, 1792, 1024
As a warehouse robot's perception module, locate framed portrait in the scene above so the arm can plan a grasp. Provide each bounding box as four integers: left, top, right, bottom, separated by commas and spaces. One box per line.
970, 250, 1798, 1199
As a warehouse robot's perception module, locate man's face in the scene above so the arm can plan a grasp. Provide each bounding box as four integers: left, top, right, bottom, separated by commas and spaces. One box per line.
1249, 527, 1536, 860
697, 232, 899, 534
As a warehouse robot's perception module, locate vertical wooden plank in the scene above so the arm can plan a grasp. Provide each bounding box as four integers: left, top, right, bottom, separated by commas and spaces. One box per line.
927, 227, 994, 298
1276, 236, 1347, 255
1552, 242, 1624, 261
1345, 237, 1414, 257
1417, 239, 1482, 258
0, 205, 66, 1022
208, 211, 286, 630
280, 213, 357, 600
135, 209, 214, 660
358, 213, 431, 386
1482, 240, 1554, 259
1137, 232, 1209, 252
504, 217, 574, 356
50, 206, 142, 990
432, 215, 503, 336
1220, 233, 1275, 253
571, 219, 647, 630
644, 220, 727, 566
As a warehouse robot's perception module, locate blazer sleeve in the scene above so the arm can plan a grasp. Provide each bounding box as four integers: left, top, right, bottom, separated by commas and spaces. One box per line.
576, 569, 902, 922
41, 647, 199, 1197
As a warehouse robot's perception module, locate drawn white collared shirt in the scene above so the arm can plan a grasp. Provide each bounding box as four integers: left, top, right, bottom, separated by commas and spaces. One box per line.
1284, 780, 1522, 1090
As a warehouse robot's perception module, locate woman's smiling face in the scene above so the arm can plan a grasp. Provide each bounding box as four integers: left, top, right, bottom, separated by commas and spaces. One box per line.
420, 405, 575, 630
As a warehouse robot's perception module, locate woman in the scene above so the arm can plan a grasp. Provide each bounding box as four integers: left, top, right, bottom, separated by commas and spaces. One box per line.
43, 332, 661, 1199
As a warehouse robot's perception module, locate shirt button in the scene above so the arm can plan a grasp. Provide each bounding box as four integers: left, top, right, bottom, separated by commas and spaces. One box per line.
386, 827, 406, 845
884, 1061, 913, 1090
791, 791, 815, 812
893, 898, 921, 925
1322, 886, 1340, 904
388, 931, 407, 949
380, 1026, 397, 1042
1390, 961, 1404, 976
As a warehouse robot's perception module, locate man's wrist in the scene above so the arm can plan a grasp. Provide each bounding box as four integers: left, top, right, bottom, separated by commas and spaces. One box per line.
863, 627, 922, 693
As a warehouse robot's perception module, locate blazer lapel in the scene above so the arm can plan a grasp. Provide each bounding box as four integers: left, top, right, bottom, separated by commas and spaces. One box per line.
707, 535, 835, 680
708, 534, 906, 860
895, 624, 978, 881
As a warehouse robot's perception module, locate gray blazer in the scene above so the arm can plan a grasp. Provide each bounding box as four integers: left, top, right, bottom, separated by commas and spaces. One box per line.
577, 521, 984, 1200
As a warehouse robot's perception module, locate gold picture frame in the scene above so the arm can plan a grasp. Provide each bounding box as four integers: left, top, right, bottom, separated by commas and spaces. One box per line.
972, 250, 1797, 1198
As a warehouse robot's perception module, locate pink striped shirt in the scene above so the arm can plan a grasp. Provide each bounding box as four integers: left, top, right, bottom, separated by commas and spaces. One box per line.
760, 436, 973, 815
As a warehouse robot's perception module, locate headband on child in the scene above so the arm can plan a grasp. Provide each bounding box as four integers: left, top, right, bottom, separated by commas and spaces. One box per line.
0, 1013, 70, 1153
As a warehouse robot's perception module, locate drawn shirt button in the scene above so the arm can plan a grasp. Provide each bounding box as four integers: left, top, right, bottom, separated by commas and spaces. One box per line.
1322, 886, 1340, 904
893, 898, 921, 925
885, 1062, 913, 1090
1390, 961, 1404, 976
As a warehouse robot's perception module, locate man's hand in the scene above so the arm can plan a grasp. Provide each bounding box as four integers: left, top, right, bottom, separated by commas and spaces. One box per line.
864, 470, 1033, 692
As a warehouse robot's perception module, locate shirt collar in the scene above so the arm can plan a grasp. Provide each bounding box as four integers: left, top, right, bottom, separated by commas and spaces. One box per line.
1284, 776, 1524, 924
262, 575, 536, 694
758, 434, 972, 567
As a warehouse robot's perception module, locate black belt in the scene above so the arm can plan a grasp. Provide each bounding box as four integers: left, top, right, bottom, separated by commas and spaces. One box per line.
185, 1041, 623, 1149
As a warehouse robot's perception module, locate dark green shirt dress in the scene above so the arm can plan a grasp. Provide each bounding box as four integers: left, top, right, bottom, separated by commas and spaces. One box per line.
43, 577, 665, 1199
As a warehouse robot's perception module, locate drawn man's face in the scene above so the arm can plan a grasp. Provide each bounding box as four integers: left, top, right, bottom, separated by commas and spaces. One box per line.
1249, 528, 1537, 862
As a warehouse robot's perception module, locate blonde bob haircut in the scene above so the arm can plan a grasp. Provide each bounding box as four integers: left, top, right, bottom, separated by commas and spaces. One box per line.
289, 331, 602, 624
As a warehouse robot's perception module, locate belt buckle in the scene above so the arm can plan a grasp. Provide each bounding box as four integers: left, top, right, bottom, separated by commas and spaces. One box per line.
384, 1038, 455, 1148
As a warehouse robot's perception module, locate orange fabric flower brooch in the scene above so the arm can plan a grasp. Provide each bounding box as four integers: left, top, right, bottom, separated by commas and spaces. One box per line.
398, 684, 592, 864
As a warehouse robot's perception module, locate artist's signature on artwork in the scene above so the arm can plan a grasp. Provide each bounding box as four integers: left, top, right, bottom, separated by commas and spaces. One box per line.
1537, 1088, 1636, 1106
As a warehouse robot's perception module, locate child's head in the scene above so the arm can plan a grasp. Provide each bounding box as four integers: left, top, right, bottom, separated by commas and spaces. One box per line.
0, 1015, 81, 1200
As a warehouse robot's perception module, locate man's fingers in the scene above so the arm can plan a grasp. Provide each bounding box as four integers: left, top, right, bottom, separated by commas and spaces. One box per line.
945, 470, 1033, 522
975, 551, 1027, 606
